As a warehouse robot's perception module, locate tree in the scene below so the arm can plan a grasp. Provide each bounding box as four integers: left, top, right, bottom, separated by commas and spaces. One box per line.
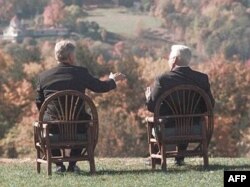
62, 4, 87, 29
0, 0, 50, 21
43, 0, 65, 27
0, 0, 14, 23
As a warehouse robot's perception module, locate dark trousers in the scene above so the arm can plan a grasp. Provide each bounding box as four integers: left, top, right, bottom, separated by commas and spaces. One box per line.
175, 144, 188, 161
53, 149, 82, 167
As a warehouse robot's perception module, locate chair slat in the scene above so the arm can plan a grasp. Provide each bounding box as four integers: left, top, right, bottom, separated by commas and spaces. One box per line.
69, 96, 74, 120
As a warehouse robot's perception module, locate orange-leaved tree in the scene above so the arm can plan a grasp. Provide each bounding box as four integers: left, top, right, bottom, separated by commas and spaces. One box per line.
43, 0, 65, 27
197, 56, 250, 156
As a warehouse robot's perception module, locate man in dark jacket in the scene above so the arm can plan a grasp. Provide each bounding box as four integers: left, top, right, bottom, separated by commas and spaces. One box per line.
145, 45, 214, 165
36, 40, 125, 172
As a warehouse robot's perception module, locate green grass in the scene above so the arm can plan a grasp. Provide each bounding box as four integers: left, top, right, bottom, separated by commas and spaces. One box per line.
84, 8, 163, 37
0, 157, 250, 187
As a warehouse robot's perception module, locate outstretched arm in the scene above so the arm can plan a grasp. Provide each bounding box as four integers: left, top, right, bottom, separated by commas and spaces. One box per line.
85, 71, 125, 93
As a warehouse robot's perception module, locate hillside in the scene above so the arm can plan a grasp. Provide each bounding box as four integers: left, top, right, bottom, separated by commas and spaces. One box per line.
85, 7, 163, 37
0, 0, 249, 159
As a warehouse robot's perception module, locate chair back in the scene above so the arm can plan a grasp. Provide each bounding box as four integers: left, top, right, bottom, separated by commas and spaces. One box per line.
38, 90, 98, 147
154, 85, 213, 142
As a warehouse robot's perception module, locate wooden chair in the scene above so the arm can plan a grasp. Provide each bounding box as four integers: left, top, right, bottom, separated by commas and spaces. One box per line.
33, 90, 98, 175
147, 85, 214, 171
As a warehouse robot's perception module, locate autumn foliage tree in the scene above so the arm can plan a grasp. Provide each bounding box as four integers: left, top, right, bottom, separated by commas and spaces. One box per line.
152, 0, 250, 61
197, 56, 250, 156
43, 0, 65, 27
0, 0, 250, 158
0, 39, 250, 158
0, 45, 37, 157
0, 0, 14, 23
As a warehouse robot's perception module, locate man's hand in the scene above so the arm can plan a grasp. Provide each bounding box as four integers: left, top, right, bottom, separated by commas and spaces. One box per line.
145, 87, 151, 100
109, 72, 126, 82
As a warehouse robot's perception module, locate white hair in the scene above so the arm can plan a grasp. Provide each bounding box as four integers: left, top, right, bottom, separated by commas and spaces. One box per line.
170, 45, 192, 66
54, 40, 75, 63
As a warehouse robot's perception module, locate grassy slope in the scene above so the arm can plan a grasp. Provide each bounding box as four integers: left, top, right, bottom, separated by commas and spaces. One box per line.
84, 8, 163, 37
0, 157, 250, 187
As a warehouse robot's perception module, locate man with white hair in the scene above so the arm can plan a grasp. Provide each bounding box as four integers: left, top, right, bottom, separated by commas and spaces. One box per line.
36, 40, 125, 173
145, 44, 214, 165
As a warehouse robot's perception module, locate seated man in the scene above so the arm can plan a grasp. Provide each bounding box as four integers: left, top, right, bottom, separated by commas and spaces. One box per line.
145, 45, 214, 165
35, 40, 125, 172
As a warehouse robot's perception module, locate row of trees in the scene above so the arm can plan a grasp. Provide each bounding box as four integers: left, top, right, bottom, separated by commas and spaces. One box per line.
0, 0, 249, 158
152, 0, 250, 61
0, 0, 144, 24
0, 38, 249, 158
2, 0, 250, 61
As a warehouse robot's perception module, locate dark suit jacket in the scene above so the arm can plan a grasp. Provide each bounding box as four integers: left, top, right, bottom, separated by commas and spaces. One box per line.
36, 63, 116, 110
146, 66, 215, 114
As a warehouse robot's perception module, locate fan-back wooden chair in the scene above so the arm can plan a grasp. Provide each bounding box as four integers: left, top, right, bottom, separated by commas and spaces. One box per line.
147, 85, 214, 171
33, 90, 98, 175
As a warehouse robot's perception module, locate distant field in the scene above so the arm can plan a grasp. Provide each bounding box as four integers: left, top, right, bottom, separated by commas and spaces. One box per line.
85, 8, 164, 37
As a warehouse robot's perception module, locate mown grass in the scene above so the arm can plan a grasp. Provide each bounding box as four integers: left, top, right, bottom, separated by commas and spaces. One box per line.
85, 8, 163, 37
0, 157, 249, 187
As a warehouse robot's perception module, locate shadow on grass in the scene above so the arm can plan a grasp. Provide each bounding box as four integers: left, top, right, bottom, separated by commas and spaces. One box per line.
75, 164, 250, 176
170, 163, 250, 172
205, 164, 250, 171
75, 169, 162, 176
95, 169, 162, 175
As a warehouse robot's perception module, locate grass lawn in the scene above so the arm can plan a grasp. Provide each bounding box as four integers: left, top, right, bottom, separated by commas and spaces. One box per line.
84, 8, 163, 37
0, 157, 250, 187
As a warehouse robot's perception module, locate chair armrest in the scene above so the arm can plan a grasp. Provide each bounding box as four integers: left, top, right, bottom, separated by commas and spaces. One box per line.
33, 121, 48, 129
42, 123, 48, 129
146, 116, 155, 143
33, 121, 39, 127
146, 117, 166, 124
33, 121, 49, 143
146, 116, 154, 124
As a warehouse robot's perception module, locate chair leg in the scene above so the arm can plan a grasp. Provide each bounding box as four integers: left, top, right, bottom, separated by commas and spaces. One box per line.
89, 156, 96, 174
161, 145, 167, 171
151, 158, 156, 170
47, 150, 52, 176
203, 154, 209, 169
203, 139, 209, 169
47, 162, 52, 176
88, 145, 96, 174
37, 162, 41, 174
36, 149, 41, 174
149, 142, 156, 170
203, 145, 209, 169
161, 160, 166, 171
